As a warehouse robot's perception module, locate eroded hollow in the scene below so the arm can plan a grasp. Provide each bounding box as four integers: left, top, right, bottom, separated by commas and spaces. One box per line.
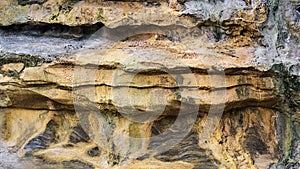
24, 120, 58, 153
0, 22, 104, 39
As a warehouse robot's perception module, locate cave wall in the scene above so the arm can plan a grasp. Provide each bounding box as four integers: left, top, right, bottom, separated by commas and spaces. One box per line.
0, 0, 300, 169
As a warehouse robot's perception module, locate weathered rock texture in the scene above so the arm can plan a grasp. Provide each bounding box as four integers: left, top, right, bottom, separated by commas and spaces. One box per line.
0, 0, 299, 169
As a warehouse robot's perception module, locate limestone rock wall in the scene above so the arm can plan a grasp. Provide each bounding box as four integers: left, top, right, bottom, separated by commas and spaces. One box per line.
0, 0, 299, 169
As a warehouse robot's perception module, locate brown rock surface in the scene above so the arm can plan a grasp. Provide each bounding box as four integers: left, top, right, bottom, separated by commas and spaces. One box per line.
0, 0, 299, 169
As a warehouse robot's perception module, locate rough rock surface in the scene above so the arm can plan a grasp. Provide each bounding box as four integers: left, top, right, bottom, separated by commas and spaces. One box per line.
0, 0, 299, 169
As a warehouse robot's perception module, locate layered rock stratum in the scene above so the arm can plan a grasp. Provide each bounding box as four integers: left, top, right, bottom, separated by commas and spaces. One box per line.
0, 0, 299, 169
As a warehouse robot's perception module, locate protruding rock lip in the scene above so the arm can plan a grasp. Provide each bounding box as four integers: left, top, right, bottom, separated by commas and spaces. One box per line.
0, 0, 267, 32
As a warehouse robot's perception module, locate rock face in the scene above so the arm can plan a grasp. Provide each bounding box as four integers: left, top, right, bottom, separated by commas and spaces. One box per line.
0, 0, 299, 169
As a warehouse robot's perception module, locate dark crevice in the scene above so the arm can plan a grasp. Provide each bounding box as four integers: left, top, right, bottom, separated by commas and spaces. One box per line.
24, 120, 58, 154
212, 27, 223, 42
147, 115, 219, 168
151, 125, 219, 168
69, 125, 91, 143
0, 22, 104, 40
296, 6, 300, 22
296, 6, 300, 13
87, 147, 100, 157
18, 0, 47, 6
